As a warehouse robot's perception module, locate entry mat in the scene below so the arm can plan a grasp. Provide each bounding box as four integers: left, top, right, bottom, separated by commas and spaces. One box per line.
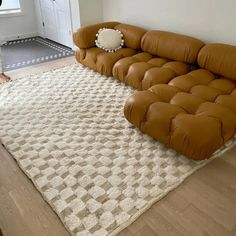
1, 37, 74, 71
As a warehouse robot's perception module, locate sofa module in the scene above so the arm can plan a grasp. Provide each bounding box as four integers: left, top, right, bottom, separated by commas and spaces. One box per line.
124, 43, 236, 160
73, 22, 146, 76
113, 30, 204, 90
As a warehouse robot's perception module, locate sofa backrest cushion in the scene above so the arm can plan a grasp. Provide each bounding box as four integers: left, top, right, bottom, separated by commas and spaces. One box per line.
114, 23, 146, 50
198, 44, 236, 81
141, 31, 204, 64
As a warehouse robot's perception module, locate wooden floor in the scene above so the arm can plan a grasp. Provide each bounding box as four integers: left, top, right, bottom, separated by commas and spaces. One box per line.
5, 56, 76, 79
0, 59, 236, 236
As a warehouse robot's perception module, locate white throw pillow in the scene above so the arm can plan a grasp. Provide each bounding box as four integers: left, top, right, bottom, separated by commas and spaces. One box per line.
95, 28, 124, 52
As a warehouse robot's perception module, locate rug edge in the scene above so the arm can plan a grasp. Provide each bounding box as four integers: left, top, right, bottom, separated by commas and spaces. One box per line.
108, 140, 236, 236
1, 138, 235, 236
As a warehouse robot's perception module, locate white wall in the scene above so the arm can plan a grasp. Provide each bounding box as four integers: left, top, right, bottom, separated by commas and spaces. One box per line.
0, 0, 38, 42
79, 0, 103, 26
102, 0, 236, 45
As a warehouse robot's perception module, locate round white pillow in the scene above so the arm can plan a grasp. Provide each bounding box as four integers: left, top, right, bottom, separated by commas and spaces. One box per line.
95, 28, 124, 52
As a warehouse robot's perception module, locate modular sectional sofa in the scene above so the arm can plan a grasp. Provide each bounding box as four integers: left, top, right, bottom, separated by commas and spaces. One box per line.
73, 22, 236, 161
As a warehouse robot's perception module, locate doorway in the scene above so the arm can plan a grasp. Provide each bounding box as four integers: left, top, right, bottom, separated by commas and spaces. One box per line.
39, 0, 73, 48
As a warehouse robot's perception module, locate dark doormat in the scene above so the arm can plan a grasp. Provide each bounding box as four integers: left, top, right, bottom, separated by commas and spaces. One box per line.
1, 37, 74, 71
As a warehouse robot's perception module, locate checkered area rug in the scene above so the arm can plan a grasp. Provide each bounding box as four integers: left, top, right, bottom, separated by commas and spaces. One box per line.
0, 64, 235, 236
1, 37, 74, 71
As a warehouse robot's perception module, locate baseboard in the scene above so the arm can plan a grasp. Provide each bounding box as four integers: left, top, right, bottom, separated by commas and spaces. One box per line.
0, 32, 39, 44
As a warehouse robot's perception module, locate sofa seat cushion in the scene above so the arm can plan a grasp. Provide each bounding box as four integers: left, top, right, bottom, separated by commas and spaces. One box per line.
75, 47, 137, 76
124, 69, 236, 160
113, 52, 192, 90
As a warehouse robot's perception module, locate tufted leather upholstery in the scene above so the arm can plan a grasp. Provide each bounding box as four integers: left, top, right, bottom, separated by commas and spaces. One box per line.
141, 31, 204, 64
198, 43, 236, 81
73, 22, 146, 76
114, 23, 146, 50
113, 31, 204, 90
73, 22, 120, 49
74, 22, 236, 160
113, 52, 193, 90
124, 44, 236, 160
75, 47, 137, 76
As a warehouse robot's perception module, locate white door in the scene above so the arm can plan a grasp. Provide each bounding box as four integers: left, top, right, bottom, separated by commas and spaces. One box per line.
40, 0, 73, 48
54, 0, 73, 48
40, 0, 58, 43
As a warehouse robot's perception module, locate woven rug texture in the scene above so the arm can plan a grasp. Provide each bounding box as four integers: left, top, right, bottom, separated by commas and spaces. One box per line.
0, 64, 235, 236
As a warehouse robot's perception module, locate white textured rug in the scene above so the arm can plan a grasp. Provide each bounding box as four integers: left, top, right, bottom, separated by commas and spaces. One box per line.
0, 64, 235, 236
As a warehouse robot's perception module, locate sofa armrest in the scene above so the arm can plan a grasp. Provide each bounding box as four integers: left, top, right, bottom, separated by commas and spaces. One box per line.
73, 22, 120, 49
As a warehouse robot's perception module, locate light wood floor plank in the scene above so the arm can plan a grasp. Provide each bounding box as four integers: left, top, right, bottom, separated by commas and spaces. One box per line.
183, 204, 231, 236
0, 144, 71, 236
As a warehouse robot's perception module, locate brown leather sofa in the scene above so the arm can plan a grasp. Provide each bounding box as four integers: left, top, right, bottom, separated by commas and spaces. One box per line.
73, 22, 236, 160
125, 44, 236, 160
